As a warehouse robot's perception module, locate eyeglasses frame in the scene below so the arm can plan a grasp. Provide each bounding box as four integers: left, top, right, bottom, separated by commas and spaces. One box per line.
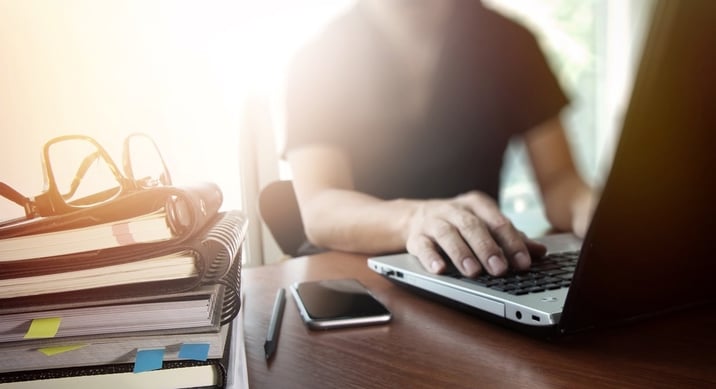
0, 133, 171, 223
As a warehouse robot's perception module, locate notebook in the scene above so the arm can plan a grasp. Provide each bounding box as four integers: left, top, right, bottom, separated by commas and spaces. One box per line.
368, 0, 716, 336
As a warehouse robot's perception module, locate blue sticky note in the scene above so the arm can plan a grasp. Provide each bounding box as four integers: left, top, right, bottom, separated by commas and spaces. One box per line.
134, 348, 165, 373
178, 343, 210, 361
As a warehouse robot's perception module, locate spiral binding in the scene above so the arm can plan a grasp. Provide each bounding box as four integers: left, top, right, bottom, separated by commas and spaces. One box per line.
197, 211, 247, 326
216, 251, 242, 325
199, 211, 247, 280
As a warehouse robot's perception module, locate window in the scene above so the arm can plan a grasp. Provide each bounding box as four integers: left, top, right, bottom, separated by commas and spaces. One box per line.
484, 0, 655, 235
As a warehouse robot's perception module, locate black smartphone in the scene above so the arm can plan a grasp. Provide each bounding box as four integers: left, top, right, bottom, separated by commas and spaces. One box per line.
290, 278, 392, 330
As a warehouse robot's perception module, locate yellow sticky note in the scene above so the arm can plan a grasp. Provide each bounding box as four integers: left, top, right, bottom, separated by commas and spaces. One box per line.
24, 317, 62, 339
39, 344, 87, 356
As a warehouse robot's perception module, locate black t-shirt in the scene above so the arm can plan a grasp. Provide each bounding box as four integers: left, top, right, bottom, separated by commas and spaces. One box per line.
284, 1, 568, 201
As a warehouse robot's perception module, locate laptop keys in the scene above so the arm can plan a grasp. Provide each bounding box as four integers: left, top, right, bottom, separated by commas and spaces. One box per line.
454, 250, 579, 295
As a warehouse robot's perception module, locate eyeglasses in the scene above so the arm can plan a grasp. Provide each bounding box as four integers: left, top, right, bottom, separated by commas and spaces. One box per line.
1, 133, 171, 226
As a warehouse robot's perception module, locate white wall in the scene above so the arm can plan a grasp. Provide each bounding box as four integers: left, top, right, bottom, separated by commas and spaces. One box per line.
0, 0, 353, 266
0, 0, 247, 221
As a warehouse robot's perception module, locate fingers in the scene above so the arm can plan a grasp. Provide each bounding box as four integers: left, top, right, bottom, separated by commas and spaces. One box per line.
448, 214, 505, 276
406, 234, 446, 274
406, 224, 484, 277
408, 192, 543, 277
429, 218, 484, 277
411, 207, 508, 277
488, 221, 530, 272
458, 193, 532, 274
519, 231, 548, 259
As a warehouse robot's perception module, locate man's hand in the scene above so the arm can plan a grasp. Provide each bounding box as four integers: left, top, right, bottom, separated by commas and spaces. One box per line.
405, 191, 546, 277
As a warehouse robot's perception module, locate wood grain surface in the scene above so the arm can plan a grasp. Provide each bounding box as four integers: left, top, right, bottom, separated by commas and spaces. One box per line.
242, 252, 716, 389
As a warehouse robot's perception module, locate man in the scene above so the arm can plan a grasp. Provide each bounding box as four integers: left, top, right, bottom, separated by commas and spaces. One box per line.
283, 0, 594, 277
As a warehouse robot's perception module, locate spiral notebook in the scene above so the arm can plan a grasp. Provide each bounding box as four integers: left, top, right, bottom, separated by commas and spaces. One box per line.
0, 210, 247, 317
0, 321, 235, 386
0, 181, 224, 262
0, 292, 249, 388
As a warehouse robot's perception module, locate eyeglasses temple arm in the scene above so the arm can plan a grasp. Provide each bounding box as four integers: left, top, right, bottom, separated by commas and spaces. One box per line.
0, 182, 36, 217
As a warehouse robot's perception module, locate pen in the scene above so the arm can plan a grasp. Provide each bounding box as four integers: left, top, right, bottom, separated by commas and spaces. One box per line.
264, 288, 286, 360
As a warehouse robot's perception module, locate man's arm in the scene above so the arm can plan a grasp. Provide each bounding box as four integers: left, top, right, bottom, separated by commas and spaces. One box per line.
287, 143, 413, 254
287, 144, 545, 277
524, 116, 596, 237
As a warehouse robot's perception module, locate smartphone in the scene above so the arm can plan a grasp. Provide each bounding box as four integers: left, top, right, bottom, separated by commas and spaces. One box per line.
290, 278, 392, 330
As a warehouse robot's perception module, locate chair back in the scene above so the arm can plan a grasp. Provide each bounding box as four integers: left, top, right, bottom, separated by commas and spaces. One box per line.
258, 180, 308, 257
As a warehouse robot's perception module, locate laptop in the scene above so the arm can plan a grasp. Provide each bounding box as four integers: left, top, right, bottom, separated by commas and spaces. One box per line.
368, 0, 716, 336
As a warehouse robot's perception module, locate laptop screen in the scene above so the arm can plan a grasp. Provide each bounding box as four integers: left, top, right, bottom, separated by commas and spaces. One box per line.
559, 0, 716, 333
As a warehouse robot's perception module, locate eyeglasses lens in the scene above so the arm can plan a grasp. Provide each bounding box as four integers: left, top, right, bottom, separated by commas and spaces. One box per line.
47, 139, 122, 206
125, 136, 170, 188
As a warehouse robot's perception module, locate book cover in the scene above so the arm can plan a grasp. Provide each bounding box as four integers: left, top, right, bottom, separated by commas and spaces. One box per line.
0, 362, 224, 389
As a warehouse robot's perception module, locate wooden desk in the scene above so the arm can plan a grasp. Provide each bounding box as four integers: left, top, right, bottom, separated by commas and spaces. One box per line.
242, 252, 716, 388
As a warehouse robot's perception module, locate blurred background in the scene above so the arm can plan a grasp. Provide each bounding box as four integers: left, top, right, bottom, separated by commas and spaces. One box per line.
0, 0, 656, 265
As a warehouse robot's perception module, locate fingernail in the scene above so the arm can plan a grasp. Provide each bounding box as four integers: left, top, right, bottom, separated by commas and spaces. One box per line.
430, 260, 442, 273
462, 258, 479, 275
488, 255, 507, 274
514, 252, 530, 269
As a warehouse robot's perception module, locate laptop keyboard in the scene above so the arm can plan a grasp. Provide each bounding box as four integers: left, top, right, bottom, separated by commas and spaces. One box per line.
445, 251, 579, 296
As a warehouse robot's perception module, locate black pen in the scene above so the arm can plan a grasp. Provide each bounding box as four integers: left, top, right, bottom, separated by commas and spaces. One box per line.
264, 288, 286, 360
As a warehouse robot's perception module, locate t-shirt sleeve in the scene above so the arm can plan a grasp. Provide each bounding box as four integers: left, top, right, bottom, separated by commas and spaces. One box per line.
499, 24, 569, 133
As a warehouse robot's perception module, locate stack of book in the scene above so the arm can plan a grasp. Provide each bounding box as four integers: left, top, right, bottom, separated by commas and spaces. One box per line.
0, 182, 249, 388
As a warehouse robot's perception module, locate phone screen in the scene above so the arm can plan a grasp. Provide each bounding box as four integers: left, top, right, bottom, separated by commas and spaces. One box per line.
291, 279, 391, 329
